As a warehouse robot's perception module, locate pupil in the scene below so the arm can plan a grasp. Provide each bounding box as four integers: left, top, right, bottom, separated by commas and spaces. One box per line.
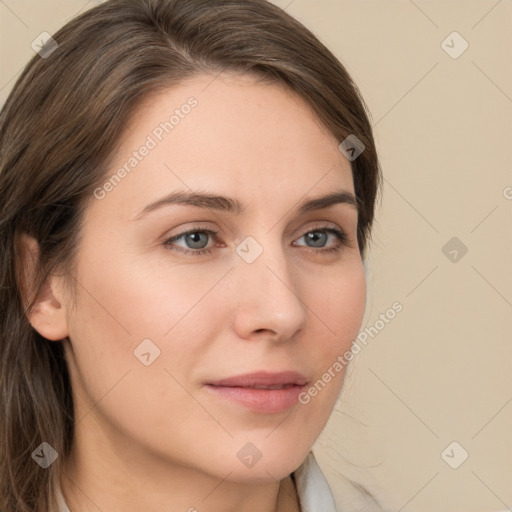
307, 231, 326, 247
187, 232, 208, 249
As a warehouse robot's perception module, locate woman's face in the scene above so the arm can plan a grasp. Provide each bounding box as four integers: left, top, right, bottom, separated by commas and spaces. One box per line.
57, 72, 366, 482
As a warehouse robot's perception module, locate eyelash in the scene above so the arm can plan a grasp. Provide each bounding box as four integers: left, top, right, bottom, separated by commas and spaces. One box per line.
163, 225, 349, 256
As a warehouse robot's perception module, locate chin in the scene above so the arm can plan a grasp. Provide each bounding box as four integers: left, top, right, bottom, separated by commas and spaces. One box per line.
210, 438, 312, 483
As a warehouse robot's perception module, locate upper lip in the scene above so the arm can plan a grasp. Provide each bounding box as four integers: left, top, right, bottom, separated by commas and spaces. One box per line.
206, 371, 308, 388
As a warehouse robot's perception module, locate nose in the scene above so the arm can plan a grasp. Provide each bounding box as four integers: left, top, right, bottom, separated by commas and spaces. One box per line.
230, 236, 308, 344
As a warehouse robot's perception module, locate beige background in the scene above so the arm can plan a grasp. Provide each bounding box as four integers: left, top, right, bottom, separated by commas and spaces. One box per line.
1, 1, 511, 511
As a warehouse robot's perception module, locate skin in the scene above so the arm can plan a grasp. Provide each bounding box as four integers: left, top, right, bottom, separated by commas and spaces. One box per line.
22, 72, 367, 512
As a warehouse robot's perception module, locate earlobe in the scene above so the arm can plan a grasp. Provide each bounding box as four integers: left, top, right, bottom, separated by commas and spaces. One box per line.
16, 232, 70, 342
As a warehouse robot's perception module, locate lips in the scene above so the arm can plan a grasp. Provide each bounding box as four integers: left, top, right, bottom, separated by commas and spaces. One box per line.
205, 370, 308, 388
203, 371, 309, 413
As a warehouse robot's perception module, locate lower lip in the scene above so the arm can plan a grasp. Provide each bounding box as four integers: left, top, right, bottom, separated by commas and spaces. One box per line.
203, 384, 306, 413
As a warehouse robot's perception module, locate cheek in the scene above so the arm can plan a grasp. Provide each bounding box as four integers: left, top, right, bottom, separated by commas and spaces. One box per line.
72, 239, 224, 339
308, 261, 367, 349
298, 262, 366, 402
65, 246, 231, 408
64, 257, 219, 452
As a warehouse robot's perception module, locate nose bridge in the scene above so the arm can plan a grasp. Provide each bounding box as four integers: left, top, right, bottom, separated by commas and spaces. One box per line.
231, 230, 308, 340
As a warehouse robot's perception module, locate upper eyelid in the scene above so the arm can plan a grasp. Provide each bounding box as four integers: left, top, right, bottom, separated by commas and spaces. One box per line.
167, 220, 345, 240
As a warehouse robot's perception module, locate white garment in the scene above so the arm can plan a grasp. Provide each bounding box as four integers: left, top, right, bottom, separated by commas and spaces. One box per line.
293, 450, 339, 511
55, 450, 337, 512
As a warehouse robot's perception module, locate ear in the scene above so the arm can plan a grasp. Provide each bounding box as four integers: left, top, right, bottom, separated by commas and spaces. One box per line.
16, 232, 70, 341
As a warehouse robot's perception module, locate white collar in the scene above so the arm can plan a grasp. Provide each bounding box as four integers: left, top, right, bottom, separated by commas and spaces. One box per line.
293, 450, 338, 511
55, 479, 70, 512
56, 450, 337, 512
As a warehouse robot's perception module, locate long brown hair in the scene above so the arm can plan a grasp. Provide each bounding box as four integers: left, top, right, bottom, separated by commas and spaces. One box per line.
0, 0, 382, 510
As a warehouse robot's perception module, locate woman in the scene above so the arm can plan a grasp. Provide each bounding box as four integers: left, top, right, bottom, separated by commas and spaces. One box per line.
0, 0, 382, 510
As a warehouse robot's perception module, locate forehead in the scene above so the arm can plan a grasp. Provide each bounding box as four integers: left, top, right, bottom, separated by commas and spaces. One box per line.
89, 72, 354, 220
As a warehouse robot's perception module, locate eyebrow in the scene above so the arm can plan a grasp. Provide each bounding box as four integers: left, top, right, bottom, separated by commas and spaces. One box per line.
132, 189, 359, 221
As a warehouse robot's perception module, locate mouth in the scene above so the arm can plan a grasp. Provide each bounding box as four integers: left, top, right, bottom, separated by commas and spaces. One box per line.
240, 383, 296, 390
203, 371, 308, 413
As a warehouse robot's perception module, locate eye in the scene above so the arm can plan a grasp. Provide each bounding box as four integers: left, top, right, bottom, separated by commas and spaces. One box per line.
293, 227, 349, 253
163, 227, 219, 256
163, 225, 349, 256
